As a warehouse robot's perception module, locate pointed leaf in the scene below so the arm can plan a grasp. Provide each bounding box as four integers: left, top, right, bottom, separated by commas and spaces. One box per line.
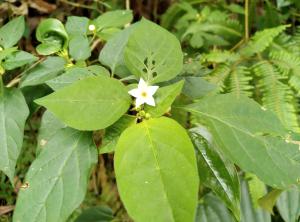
0, 85, 29, 182
35, 76, 131, 130
115, 117, 199, 222
0, 16, 25, 48
13, 128, 97, 222
277, 187, 300, 222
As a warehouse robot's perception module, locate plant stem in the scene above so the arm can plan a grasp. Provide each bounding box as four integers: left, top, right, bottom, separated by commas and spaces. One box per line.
126, 0, 130, 10
245, 0, 249, 42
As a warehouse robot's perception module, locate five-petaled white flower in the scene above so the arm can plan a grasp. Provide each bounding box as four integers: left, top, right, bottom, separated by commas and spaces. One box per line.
128, 78, 159, 108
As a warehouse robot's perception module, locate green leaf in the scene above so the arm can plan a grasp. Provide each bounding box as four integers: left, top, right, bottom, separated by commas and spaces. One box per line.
94, 10, 133, 31
241, 179, 271, 222
115, 117, 199, 222
75, 206, 114, 222
99, 26, 134, 77
13, 128, 97, 222
46, 65, 109, 91
124, 19, 183, 84
36, 110, 66, 155
195, 193, 235, 222
100, 114, 136, 154
36, 18, 68, 55
2, 51, 37, 70
190, 129, 241, 221
145, 81, 184, 117
182, 76, 217, 99
258, 189, 283, 214
277, 187, 300, 222
35, 76, 131, 131
20, 57, 66, 88
0, 16, 25, 48
185, 94, 300, 188
0, 85, 29, 182
66, 16, 91, 61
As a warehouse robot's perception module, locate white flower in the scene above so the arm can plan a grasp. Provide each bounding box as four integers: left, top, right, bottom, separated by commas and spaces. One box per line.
128, 78, 159, 107
88, 24, 96, 31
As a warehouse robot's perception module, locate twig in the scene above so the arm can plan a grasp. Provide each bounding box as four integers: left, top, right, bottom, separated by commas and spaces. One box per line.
245, 0, 249, 42
126, 0, 130, 10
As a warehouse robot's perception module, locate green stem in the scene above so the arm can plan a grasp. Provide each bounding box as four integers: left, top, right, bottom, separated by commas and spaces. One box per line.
245, 0, 249, 42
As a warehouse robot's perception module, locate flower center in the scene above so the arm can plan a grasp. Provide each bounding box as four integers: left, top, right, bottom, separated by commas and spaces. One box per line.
141, 91, 147, 98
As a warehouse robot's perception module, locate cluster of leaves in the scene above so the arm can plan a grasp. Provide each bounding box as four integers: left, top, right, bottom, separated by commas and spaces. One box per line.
1, 1, 300, 222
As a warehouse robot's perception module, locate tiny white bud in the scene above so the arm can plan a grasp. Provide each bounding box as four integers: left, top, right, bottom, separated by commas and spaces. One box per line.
88, 24, 96, 31
0, 46, 3, 51
124, 23, 131, 28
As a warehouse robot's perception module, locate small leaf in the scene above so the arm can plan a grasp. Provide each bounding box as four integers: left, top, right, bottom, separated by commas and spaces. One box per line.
0, 16, 25, 48
0, 84, 29, 182
13, 128, 97, 222
145, 80, 184, 117
2, 51, 37, 70
75, 206, 114, 222
20, 57, 66, 88
124, 19, 183, 84
276, 187, 300, 222
258, 189, 283, 214
35, 76, 131, 130
115, 117, 199, 222
100, 114, 136, 154
196, 193, 235, 222
190, 129, 241, 221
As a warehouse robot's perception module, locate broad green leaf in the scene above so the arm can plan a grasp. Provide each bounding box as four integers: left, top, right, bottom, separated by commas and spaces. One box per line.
182, 76, 217, 99
94, 10, 132, 31
124, 19, 183, 84
66, 16, 91, 61
145, 81, 184, 117
241, 179, 271, 222
36, 18, 68, 55
258, 189, 283, 214
0, 16, 25, 48
74, 206, 114, 222
20, 57, 66, 88
46, 65, 109, 91
100, 114, 136, 154
277, 187, 300, 222
0, 82, 29, 182
13, 128, 97, 222
99, 26, 134, 77
190, 130, 240, 221
185, 94, 300, 188
115, 117, 199, 222
36, 110, 66, 155
2, 51, 37, 70
35, 76, 131, 130
195, 193, 235, 222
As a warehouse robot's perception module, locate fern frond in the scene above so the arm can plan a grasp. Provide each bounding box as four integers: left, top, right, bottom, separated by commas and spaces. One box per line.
228, 65, 253, 97
240, 25, 289, 57
253, 61, 299, 132
205, 64, 231, 93
201, 50, 240, 63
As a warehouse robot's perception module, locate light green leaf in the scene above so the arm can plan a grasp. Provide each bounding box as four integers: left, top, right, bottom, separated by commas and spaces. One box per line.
182, 76, 217, 99
46, 65, 109, 91
13, 128, 97, 222
100, 114, 135, 154
241, 179, 271, 222
185, 94, 300, 188
65, 16, 89, 35
94, 10, 132, 31
36, 110, 66, 155
124, 19, 183, 84
3, 51, 37, 70
277, 187, 300, 222
258, 189, 283, 214
195, 193, 235, 222
115, 117, 199, 222
75, 206, 114, 222
0, 83, 29, 182
0, 16, 25, 48
99, 26, 134, 77
20, 57, 66, 88
35, 76, 131, 131
145, 81, 184, 117
190, 129, 240, 221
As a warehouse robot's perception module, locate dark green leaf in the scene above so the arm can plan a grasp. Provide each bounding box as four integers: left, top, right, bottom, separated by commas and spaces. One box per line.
2, 51, 37, 70
75, 206, 114, 222
0, 16, 25, 48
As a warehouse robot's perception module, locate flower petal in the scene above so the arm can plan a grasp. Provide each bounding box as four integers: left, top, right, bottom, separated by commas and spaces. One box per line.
135, 97, 145, 107
128, 88, 140, 98
148, 85, 159, 96
145, 96, 155, 106
138, 78, 148, 90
